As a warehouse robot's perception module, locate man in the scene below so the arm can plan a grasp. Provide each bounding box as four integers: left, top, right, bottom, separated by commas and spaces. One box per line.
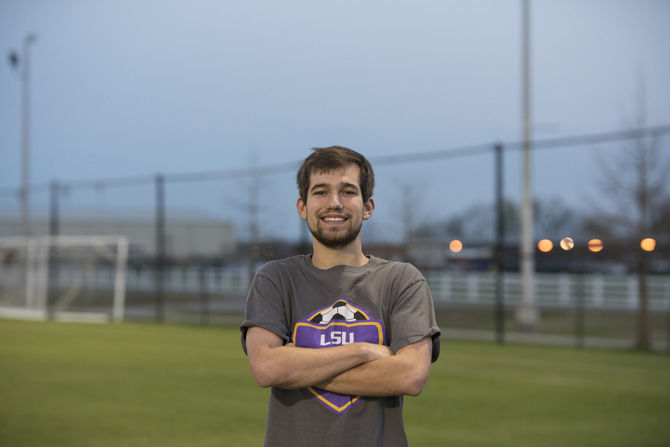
241, 146, 440, 446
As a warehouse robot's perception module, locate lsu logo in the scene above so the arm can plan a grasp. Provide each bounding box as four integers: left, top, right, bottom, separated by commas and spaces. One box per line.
319, 330, 354, 346
292, 299, 386, 414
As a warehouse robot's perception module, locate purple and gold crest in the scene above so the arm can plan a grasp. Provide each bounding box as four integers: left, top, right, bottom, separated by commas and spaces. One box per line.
292, 299, 386, 414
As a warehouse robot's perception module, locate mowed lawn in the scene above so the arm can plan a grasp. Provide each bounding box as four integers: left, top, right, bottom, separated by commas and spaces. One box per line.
1, 319, 669, 446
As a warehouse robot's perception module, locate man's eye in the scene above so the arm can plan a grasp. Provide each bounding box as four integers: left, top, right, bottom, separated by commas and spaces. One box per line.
313, 191, 326, 195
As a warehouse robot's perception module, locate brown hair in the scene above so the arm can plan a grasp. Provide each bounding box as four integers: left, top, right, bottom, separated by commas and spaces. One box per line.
296, 146, 375, 203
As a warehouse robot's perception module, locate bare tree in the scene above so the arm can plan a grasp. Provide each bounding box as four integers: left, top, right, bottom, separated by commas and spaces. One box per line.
535, 197, 580, 239
585, 85, 670, 350
419, 197, 577, 245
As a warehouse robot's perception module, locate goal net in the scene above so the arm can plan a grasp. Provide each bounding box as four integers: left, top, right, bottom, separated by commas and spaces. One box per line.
0, 235, 128, 323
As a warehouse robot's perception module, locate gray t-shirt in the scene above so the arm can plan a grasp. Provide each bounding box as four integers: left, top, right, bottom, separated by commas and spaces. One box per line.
241, 255, 440, 447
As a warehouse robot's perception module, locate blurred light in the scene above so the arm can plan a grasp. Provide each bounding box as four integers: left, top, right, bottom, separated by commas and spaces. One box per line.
640, 238, 656, 252
537, 239, 553, 253
449, 239, 463, 253
588, 238, 603, 252
559, 237, 574, 251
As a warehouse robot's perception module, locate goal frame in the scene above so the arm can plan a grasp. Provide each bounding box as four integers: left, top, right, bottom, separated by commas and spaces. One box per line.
0, 235, 129, 323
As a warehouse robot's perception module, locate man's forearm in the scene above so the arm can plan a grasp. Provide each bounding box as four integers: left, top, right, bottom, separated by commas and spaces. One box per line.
246, 327, 391, 389
255, 343, 380, 389
314, 338, 432, 397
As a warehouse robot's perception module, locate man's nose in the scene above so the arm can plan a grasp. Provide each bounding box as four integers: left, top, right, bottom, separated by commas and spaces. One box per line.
326, 192, 343, 209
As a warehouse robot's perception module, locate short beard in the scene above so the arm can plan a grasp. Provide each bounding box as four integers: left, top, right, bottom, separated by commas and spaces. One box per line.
309, 221, 362, 249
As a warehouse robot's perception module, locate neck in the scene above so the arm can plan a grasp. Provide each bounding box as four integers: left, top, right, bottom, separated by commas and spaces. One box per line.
310, 238, 369, 270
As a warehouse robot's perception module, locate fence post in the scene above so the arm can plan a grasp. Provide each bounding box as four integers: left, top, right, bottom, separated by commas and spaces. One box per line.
49, 181, 59, 238
494, 143, 505, 344
199, 266, 210, 325
559, 273, 570, 305
155, 174, 166, 322
47, 181, 60, 319
666, 277, 670, 354
575, 272, 585, 349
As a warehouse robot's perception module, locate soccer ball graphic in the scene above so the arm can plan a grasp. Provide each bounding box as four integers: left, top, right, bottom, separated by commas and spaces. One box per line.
310, 300, 367, 324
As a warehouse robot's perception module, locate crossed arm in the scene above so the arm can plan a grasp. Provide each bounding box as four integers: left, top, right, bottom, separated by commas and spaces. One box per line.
245, 326, 432, 397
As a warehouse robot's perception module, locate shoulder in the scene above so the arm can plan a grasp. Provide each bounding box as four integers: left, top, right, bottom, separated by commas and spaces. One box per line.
254, 255, 310, 279
368, 256, 425, 280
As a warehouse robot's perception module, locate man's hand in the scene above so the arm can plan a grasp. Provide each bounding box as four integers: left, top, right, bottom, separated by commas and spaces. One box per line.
359, 342, 393, 361
315, 337, 433, 397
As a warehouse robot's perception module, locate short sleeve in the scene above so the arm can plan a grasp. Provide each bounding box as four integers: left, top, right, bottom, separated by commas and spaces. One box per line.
240, 264, 291, 355
387, 265, 441, 363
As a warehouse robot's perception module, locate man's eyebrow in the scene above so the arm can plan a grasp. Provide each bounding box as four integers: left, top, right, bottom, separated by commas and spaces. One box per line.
340, 182, 360, 191
309, 183, 329, 192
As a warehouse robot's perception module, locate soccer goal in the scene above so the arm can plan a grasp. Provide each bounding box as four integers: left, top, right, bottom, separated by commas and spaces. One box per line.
0, 235, 128, 323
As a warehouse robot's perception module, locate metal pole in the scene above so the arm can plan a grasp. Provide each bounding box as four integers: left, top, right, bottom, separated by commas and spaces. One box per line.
247, 155, 260, 288
155, 174, 166, 322
494, 143, 505, 344
47, 181, 59, 318
666, 278, 670, 354
112, 237, 128, 322
49, 181, 59, 238
20, 33, 37, 236
517, 0, 539, 329
575, 272, 585, 349
199, 266, 209, 325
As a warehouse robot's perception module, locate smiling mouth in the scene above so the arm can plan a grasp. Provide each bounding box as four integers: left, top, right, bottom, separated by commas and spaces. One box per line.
321, 216, 347, 223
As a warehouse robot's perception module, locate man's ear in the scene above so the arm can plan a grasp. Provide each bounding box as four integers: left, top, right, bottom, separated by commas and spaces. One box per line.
362, 197, 375, 220
296, 197, 307, 220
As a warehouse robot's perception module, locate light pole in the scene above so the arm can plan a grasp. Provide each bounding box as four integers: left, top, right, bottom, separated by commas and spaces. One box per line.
9, 33, 38, 236
517, 0, 539, 329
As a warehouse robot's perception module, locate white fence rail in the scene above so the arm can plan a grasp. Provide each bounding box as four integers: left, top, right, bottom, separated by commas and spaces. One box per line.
424, 271, 670, 311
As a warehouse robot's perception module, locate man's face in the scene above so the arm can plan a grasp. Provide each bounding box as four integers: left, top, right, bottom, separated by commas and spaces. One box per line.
297, 165, 374, 249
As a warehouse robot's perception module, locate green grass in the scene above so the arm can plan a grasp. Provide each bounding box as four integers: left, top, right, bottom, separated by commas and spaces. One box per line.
435, 304, 669, 340
1, 319, 669, 446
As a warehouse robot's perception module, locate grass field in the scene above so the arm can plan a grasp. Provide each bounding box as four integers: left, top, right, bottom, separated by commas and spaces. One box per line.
434, 304, 670, 341
1, 319, 669, 446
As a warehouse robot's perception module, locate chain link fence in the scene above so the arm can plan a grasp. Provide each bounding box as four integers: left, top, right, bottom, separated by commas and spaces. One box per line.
1, 127, 669, 350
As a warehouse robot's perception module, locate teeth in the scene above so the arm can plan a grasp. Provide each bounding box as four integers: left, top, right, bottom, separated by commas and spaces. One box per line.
323, 217, 345, 222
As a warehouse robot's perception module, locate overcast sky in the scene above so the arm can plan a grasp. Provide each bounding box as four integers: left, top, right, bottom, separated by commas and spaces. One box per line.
1, 0, 669, 240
